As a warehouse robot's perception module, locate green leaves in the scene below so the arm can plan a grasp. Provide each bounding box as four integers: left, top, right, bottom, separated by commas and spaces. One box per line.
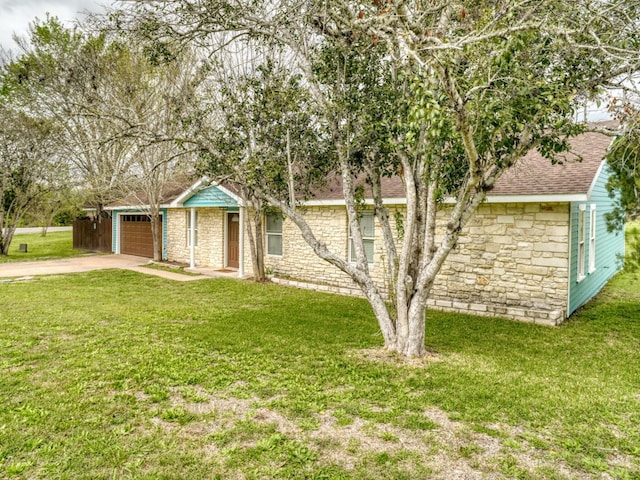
606, 119, 640, 230
197, 52, 331, 201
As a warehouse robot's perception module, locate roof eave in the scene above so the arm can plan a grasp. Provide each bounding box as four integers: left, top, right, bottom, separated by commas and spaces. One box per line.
104, 204, 172, 211
586, 159, 607, 201
170, 177, 210, 207
302, 194, 588, 206
481, 193, 589, 203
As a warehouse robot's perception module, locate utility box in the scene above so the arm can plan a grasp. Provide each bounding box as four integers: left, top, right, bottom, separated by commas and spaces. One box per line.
18, 244, 28, 253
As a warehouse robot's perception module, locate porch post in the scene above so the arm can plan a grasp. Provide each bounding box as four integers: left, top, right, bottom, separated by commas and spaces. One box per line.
238, 206, 245, 278
189, 207, 196, 269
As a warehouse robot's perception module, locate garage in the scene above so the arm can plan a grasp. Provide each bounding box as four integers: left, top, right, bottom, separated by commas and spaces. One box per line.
120, 214, 159, 258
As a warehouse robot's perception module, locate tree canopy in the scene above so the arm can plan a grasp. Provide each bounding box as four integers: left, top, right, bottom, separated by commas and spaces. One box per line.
606, 93, 640, 270
2, 16, 200, 260
0, 103, 65, 254
109, 0, 640, 356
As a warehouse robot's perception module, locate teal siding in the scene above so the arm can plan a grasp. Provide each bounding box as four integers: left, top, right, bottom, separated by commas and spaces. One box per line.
184, 186, 238, 208
568, 162, 625, 314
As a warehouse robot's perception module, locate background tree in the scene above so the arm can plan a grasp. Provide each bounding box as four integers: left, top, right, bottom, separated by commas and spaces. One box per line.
5, 16, 139, 215
6, 17, 200, 261
0, 104, 65, 254
606, 90, 640, 270
98, 40, 201, 262
27, 187, 84, 236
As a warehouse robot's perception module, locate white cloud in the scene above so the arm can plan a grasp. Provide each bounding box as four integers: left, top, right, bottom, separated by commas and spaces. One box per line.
0, 0, 107, 54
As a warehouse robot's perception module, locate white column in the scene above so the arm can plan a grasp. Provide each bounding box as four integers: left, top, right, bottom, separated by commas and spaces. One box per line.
223, 213, 228, 267
189, 207, 196, 269
115, 213, 120, 254
238, 207, 245, 278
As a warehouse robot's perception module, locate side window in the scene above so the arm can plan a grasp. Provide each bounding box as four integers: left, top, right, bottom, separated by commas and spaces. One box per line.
577, 205, 586, 281
266, 212, 283, 256
589, 205, 596, 273
349, 211, 375, 264
186, 210, 198, 247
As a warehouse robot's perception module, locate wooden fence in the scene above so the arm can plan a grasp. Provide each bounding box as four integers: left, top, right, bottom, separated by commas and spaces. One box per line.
73, 217, 112, 253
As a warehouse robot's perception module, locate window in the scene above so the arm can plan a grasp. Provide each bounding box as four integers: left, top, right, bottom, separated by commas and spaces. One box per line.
266, 212, 283, 256
186, 210, 198, 247
577, 205, 586, 281
349, 211, 375, 264
589, 205, 596, 273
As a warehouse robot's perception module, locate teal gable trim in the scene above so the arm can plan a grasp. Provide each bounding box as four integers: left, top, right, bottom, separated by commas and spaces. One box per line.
568, 162, 625, 315
183, 186, 238, 208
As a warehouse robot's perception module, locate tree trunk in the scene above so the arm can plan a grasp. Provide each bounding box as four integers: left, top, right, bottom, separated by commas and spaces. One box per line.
243, 191, 266, 282
245, 210, 266, 282
0, 226, 16, 256
252, 208, 265, 281
150, 213, 162, 262
402, 301, 427, 357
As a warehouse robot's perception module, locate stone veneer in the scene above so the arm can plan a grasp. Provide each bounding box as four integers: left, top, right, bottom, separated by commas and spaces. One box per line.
167, 208, 226, 267
266, 202, 570, 325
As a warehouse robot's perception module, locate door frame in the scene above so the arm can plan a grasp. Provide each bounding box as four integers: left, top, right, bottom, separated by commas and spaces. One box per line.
225, 211, 240, 269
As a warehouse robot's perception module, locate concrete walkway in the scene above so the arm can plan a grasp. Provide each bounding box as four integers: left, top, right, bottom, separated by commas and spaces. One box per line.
0, 254, 239, 282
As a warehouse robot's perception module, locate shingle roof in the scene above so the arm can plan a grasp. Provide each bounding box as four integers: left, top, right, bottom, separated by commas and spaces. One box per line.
108, 177, 196, 208
490, 129, 614, 196
107, 125, 616, 208
312, 125, 615, 201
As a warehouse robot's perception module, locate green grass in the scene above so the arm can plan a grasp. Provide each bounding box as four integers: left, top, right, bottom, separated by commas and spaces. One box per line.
0, 270, 638, 479
142, 262, 202, 276
625, 221, 640, 271
0, 231, 85, 263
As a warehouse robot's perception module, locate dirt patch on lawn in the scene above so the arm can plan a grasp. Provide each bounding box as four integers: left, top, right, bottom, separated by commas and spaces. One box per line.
144, 386, 605, 479
350, 347, 443, 367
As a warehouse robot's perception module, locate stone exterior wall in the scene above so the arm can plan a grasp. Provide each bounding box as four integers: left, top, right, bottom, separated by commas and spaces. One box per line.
266, 208, 361, 287
428, 203, 570, 324
166, 208, 225, 267
266, 202, 570, 325
240, 209, 255, 277
164, 202, 570, 323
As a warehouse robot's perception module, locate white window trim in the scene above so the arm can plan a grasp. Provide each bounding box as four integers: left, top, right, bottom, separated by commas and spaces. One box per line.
577, 204, 586, 282
265, 212, 283, 257
589, 204, 596, 274
186, 210, 198, 248
349, 211, 375, 265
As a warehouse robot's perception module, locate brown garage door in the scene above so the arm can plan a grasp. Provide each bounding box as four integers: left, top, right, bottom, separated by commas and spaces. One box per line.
120, 214, 159, 258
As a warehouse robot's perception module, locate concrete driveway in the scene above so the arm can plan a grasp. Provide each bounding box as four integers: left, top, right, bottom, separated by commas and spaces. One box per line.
0, 254, 229, 282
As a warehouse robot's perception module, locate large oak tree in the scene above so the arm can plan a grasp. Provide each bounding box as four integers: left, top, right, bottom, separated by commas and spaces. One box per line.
117, 0, 640, 356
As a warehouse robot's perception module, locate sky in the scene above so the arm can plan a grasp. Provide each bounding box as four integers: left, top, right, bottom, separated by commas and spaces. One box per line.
0, 0, 108, 54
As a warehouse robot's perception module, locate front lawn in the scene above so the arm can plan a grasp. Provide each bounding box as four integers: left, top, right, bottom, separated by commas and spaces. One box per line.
0, 270, 638, 479
0, 231, 83, 263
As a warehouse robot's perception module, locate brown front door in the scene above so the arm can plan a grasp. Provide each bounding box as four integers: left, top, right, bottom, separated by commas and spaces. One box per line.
121, 214, 157, 258
227, 213, 240, 268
